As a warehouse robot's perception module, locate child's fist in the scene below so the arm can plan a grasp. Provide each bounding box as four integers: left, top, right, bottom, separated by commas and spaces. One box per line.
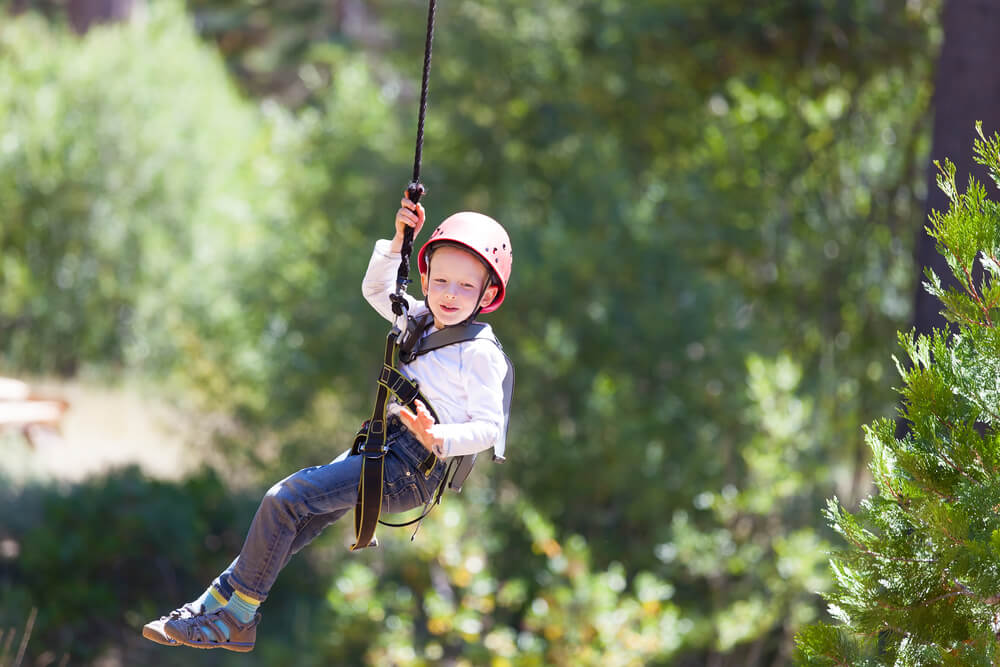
394, 195, 425, 240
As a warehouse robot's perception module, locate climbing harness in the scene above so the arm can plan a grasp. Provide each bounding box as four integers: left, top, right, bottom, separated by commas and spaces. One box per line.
350, 311, 513, 550
350, 0, 513, 550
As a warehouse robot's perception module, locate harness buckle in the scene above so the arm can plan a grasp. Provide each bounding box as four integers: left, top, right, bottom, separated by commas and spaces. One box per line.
389, 293, 409, 318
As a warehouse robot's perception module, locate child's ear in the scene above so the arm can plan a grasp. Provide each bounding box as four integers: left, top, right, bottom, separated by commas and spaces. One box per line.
480, 285, 499, 308
419, 272, 429, 296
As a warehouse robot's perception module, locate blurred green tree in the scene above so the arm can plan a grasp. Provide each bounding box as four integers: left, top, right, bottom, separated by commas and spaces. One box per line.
0, 5, 295, 378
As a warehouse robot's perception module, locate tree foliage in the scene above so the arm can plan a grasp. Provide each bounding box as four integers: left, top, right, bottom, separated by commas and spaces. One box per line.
796, 125, 1000, 666
0, 5, 294, 378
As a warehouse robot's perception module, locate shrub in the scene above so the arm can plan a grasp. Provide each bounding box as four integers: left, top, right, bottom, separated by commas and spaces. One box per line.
0, 4, 294, 377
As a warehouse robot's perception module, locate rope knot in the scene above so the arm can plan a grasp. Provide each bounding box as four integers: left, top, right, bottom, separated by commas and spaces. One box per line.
407, 182, 426, 204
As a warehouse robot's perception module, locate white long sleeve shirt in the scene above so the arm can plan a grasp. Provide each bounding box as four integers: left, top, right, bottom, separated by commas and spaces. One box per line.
362, 239, 508, 458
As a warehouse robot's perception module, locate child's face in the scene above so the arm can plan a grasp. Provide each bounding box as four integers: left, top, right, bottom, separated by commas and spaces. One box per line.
420, 245, 498, 328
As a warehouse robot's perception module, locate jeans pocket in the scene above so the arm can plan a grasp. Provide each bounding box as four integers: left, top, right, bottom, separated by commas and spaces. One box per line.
382, 470, 423, 514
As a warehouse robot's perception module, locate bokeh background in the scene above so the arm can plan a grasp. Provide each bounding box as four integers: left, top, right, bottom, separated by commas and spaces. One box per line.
0, 0, 996, 664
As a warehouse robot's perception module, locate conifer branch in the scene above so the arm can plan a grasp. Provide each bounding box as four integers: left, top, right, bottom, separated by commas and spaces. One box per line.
876, 469, 905, 503
985, 252, 1000, 311
926, 407, 981, 485
952, 580, 1000, 605
878, 621, 911, 639
847, 539, 937, 564
935, 448, 976, 484
818, 650, 853, 667
921, 588, 965, 606
936, 236, 994, 326
937, 522, 964, 547
925, 485, 956, 504
889, 576, 1000, 608
964, 264, 992, 325
952, 310, 989, 328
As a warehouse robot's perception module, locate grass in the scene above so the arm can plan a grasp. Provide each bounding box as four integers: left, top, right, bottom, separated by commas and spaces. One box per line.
0, 608, 67, 667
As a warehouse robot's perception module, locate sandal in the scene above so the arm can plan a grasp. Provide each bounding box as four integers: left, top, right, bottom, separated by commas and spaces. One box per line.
141, 603, 201, 646
164, 607, 259, 652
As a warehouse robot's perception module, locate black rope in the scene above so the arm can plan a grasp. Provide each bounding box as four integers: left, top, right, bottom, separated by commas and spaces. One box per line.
411, 0, 437, 186
392, 0, 437, 317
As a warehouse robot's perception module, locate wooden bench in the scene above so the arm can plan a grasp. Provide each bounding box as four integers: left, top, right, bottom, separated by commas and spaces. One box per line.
0, 377, 69, 447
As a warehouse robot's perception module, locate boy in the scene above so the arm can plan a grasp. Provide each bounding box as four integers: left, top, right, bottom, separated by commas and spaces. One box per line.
142, 197, 513, 651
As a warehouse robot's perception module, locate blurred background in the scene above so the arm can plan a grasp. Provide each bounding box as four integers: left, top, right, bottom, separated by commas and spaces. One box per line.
0, 0, 993, 664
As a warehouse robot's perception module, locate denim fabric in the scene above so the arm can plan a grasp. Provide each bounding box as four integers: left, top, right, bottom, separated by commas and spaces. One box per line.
220, 418, 445, 601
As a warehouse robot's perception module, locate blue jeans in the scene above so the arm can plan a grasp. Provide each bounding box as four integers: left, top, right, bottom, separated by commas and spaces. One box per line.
219, 418, 446, 601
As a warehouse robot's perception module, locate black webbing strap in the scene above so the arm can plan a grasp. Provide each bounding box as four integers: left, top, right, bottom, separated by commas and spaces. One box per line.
400, 318, 488, 363
379, 365, 422, 406
352, 327, 445, 549
351, 330, 400, 550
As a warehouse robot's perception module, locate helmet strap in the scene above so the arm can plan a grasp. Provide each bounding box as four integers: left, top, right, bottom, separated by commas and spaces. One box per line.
444, 280, 489, 328
424, 245, 497, 327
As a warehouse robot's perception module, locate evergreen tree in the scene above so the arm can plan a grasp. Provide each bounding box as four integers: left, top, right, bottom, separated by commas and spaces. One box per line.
796, 124, 1000, 665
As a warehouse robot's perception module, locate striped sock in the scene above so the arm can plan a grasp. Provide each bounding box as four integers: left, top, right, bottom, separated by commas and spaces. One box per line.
192, 583, 229, 613
214, 573, 236, 601
224, 589, 261, 623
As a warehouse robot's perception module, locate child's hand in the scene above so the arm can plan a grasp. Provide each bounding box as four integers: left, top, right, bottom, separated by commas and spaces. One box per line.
398, 400, 444, 456
391, 194, 425, 252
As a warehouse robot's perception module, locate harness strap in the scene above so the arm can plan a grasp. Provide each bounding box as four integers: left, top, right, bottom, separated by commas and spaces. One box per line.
352, 328, 444, 549
351, 329, 399, 550
399, 316, 487, 363
378, 365, 422, 406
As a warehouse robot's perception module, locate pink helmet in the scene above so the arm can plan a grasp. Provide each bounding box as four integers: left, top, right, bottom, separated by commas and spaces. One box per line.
417, 212, 512, 313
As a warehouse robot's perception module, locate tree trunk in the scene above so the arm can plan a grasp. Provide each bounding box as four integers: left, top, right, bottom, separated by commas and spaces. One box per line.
914, 0, 1000, 336
67, 0, 134, 34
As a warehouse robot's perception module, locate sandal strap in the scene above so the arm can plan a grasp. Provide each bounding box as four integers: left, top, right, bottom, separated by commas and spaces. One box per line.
194, 617, 226, 643
196, 609, 241, 644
